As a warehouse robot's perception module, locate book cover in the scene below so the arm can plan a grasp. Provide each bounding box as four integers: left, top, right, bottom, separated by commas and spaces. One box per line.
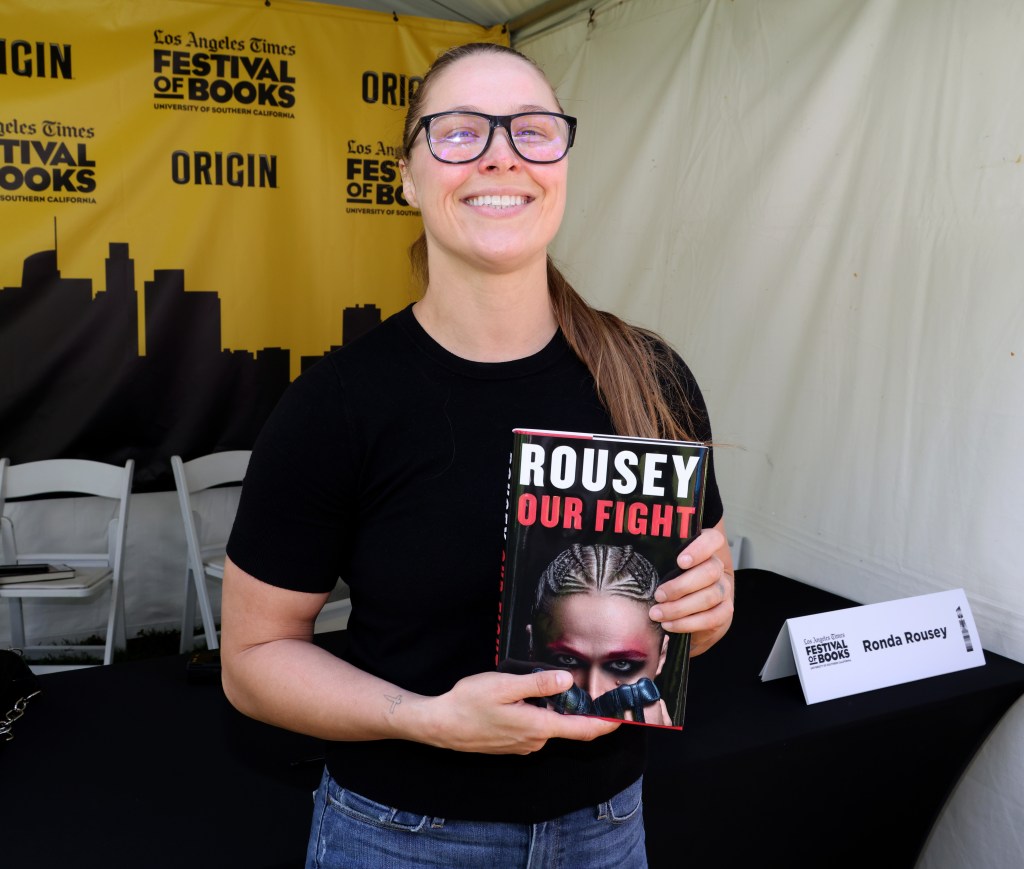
497, 428, 710, 730
0, 563, 77, 585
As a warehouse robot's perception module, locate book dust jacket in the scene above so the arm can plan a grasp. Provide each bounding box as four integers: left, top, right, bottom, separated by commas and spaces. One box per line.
497, 428, 709, 730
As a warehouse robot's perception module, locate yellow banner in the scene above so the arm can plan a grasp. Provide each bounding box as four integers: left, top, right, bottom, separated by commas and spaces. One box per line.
0, 0, 506, 486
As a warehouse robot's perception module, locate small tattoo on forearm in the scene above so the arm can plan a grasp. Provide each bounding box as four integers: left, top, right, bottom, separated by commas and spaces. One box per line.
385, 693, 402, 713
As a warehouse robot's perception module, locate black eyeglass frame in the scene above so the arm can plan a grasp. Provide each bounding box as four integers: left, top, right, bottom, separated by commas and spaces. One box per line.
406, 110, 578, 164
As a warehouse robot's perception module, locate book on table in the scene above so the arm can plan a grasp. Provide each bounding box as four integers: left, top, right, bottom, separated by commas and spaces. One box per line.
0, 563, 77, 585
497, 428, 709, 730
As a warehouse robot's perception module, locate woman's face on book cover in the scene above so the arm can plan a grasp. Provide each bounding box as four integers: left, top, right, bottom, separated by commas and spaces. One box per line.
529, 590, 669, 701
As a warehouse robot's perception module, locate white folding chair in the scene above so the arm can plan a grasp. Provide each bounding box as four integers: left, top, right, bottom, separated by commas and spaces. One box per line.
0, 457, 135, 666
172, 450, 354, 651
171, 451, 252, 653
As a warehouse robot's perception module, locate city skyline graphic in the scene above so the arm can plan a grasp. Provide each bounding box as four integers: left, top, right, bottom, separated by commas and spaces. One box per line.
0, 241, 381, 491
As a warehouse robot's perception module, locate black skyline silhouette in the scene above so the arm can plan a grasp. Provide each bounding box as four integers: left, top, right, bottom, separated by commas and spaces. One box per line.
0, 242, 381, 491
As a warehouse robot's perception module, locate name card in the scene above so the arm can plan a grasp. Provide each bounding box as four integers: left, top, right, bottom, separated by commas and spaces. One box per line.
760, 588, 985, 704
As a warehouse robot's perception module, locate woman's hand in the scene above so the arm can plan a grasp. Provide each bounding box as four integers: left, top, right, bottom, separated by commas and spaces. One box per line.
417, 668, 620, 754
222, 558, 618, 753
648, 518, 735, 657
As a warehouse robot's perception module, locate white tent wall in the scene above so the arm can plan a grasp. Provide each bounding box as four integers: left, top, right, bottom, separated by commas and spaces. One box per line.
516, 0, 1024, 866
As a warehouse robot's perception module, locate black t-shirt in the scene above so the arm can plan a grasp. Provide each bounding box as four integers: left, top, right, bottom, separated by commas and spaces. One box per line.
227, 304, 723, 822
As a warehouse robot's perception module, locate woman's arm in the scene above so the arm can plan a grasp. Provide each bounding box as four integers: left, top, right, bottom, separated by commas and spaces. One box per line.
220, 556, 621, 754
647, 517, 735, 657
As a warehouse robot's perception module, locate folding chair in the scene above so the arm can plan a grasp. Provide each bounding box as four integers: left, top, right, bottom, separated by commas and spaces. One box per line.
171, 451, 251, 653
173, 450, 353, 652
0, 457, 135, 666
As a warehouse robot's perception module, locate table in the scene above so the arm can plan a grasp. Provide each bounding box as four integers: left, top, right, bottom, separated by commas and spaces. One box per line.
643, 570, 1024, 867
2, 569, 1022, 868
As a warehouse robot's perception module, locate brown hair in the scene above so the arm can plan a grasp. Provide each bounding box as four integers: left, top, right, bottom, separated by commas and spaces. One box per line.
401, 42, 701, 441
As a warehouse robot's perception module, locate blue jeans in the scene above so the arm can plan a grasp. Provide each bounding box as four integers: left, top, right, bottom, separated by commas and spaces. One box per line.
305, 766, 648, 869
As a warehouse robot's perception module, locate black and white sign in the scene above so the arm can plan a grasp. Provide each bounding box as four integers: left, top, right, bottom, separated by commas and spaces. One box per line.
760, 588, 985, 704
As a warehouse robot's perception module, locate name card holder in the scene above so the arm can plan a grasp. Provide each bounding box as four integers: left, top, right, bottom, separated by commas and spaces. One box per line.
760, 588, 985, 704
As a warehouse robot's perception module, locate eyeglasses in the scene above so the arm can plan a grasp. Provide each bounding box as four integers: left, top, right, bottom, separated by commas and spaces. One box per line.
407, 111, 577, 164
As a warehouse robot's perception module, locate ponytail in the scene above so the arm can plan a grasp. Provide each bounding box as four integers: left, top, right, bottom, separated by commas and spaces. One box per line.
548, 258, 700, 441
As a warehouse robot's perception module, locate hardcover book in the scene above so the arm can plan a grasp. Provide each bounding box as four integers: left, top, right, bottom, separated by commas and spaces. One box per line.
497, 428, 710, 730
0, 563, 77, 585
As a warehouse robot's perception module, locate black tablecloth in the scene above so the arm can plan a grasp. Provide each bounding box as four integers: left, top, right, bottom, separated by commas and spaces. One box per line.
2, 569, 1022, 869
643, 570, 1024, 868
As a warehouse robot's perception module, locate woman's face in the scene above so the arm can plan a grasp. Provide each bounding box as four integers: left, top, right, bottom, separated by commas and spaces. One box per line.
531, 590, 668, 702
398, 52, 569, 277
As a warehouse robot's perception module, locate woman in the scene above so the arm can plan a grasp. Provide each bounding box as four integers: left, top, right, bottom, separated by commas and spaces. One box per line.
528, 544, 673, 726
221, 41, 734, 869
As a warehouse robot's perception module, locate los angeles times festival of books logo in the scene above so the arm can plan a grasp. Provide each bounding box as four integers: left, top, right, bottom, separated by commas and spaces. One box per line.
802, 634, 851, 669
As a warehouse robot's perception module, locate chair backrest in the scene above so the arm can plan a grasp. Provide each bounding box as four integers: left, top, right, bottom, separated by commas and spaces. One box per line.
171, 451, 251, 564
0, 457, 135, 575
173, 451, 251, 496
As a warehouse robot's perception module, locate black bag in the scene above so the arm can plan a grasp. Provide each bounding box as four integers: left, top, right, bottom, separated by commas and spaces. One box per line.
1, 648, 42, 743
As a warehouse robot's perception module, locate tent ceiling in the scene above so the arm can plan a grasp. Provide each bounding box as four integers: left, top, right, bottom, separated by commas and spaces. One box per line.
309, 0, 578, 32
